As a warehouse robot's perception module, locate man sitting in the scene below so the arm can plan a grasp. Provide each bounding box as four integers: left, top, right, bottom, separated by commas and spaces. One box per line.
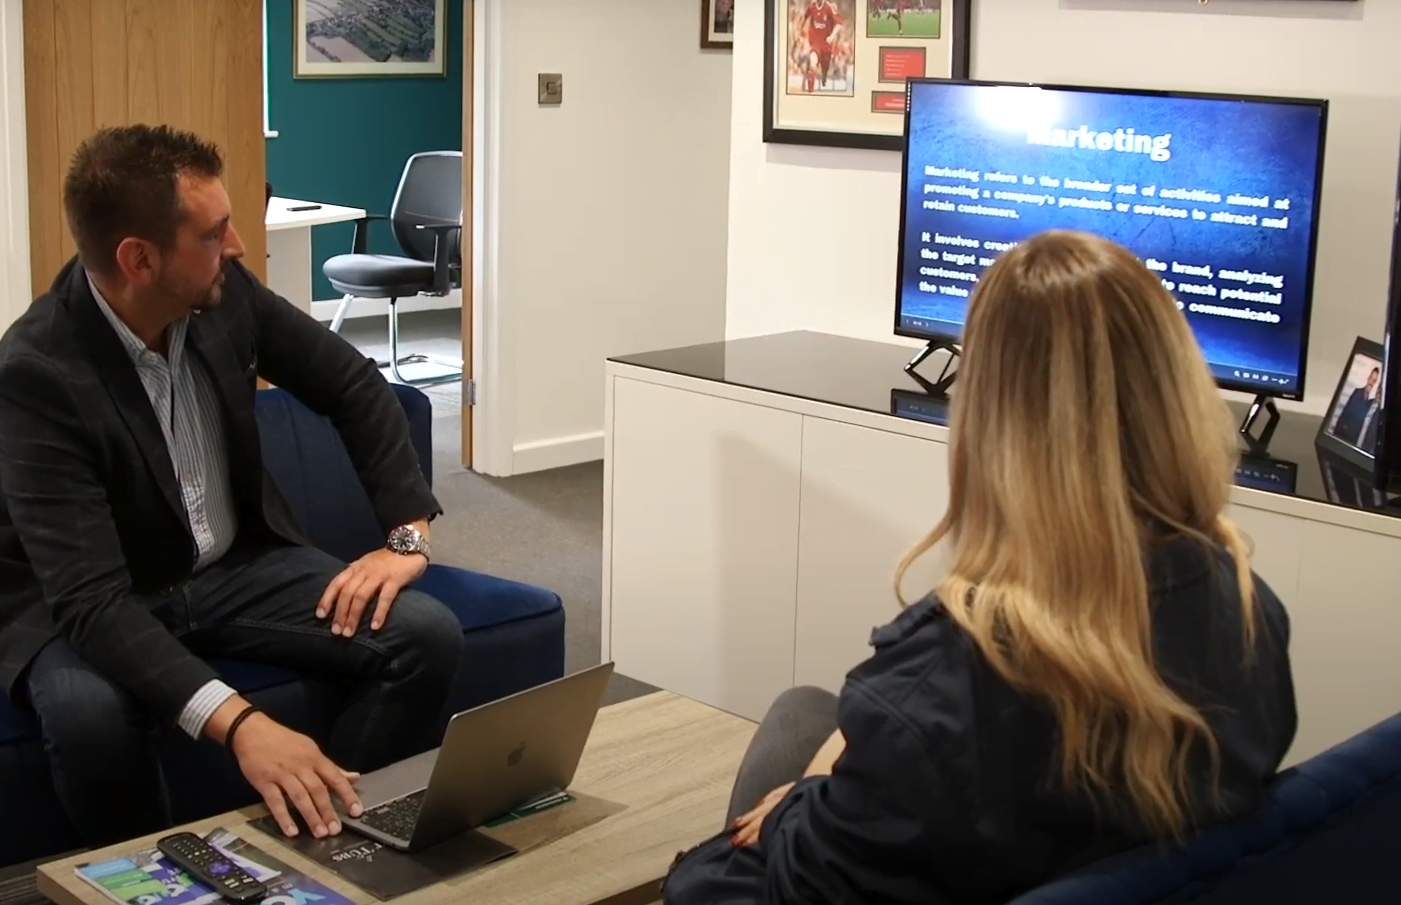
0, 125, 464, 847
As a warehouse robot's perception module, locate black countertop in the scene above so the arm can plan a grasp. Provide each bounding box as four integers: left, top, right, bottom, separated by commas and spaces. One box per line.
611, 331, 1401, 520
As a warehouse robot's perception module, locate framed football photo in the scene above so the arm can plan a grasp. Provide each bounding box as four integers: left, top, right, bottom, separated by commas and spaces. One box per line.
763, 0, 971, 150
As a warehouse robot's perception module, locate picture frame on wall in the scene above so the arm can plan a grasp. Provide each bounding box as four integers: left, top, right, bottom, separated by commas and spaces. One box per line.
294, 0, 447, 79
1316, 336, 1386, 474
702, 0, 736, 49
764, 0, 971, 151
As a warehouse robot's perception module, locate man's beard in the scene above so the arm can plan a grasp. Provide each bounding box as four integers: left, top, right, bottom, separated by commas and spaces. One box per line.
190, 284, 222, 312
187, 278, 223, 313
151, 265, 223, 315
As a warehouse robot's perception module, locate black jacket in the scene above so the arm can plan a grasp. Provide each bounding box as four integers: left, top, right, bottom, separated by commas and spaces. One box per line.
663, 537, 1296, 905
0, 257, 441, 723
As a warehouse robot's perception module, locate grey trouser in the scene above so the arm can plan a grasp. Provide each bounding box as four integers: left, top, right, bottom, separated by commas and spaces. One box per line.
724, 685, 840, 825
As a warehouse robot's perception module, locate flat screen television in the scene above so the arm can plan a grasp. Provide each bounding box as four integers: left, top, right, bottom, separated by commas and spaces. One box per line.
894, 79, 1329, 402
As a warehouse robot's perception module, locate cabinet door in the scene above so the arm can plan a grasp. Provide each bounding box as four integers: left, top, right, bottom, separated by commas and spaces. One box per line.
794, 418, 948, 692
607, 377, 803, 722
1287, 520, 1401, 764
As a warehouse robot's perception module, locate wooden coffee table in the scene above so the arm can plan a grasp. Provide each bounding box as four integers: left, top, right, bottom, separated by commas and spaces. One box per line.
37, 692, 755, 905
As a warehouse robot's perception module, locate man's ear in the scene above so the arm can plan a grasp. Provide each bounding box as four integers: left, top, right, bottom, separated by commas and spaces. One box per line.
113, 237, 159, 288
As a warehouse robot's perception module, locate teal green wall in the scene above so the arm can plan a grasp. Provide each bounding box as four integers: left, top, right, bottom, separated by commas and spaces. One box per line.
265, 0, 464, 302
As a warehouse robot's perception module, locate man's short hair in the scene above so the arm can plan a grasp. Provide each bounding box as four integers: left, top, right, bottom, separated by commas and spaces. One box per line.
62, 124, 224, 276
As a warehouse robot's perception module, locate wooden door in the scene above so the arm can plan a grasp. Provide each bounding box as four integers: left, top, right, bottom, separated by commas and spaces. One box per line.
22, 0, 266, 297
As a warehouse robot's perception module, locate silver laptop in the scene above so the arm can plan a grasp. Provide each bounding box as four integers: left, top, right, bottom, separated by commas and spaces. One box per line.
340, 661, 615, 851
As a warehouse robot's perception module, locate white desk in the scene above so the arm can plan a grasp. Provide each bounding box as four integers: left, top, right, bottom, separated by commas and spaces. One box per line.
265, 196, 366, 314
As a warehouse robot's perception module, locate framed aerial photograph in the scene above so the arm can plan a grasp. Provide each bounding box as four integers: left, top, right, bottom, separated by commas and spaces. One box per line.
703, 0, 736, 49
295, 0, 447, 79
764, 0, 971, 151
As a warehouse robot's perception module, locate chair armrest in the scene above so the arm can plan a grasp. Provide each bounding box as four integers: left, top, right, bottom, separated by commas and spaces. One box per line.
415, 220, 461, 296
349, 213, 391, 254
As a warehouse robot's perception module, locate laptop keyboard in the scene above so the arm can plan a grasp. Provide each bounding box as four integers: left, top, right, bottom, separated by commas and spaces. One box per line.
359, 789, 426, 840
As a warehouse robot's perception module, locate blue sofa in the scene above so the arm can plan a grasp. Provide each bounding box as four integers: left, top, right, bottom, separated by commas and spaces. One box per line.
0, 383, 566, 869
1010, 709, 1401, 904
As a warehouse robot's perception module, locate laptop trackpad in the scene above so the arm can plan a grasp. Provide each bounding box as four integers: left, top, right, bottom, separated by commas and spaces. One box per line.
353, 747, 439, 808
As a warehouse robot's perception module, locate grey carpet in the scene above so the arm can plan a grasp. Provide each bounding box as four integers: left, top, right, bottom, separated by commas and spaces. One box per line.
427, 431, 656, 706
342, 310, 657, 706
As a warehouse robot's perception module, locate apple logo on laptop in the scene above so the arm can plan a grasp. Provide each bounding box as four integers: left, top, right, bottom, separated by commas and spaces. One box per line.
507, 742, 526, 767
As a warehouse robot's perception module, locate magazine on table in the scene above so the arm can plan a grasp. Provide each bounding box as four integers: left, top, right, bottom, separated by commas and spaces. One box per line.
74, 826, 353, 905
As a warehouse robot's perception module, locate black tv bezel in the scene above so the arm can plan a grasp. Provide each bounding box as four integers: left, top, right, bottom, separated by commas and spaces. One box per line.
1373, 146, 1401, 494
891, 77, 1330, 402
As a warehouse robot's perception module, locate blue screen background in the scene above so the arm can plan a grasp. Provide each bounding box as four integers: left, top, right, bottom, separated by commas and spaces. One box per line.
895, 82, 1325, 396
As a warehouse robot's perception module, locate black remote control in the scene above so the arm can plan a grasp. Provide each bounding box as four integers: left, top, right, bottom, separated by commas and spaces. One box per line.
156, 833, 270, 903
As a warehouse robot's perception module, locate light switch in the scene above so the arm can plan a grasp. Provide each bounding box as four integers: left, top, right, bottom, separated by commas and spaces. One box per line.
538, 73, 563, 106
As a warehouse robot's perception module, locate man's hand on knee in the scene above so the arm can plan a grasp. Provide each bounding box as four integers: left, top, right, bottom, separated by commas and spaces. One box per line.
316, 548, 428, 637
209, 698, 362, 838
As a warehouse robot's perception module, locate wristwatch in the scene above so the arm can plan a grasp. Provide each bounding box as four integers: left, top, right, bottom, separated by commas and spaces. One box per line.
387, 524, 432, 562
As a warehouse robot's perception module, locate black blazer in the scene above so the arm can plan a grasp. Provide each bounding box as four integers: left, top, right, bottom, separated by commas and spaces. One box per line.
0, 257, 441, 724
1334, 388, 1372, 446
662, 537, 1297, 905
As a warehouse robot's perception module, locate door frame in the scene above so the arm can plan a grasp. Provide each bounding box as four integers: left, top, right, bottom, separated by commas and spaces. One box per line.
0, 0, 30, 332
467, 0, 515, 476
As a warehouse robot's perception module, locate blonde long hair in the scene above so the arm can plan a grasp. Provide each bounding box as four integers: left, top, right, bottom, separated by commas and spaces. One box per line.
895, 230, 1255, 840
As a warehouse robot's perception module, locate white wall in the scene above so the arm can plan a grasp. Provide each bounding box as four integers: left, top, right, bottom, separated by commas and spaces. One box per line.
0, 0, 31, 330
726, 0, 1401, 416
484, 0, 733, 474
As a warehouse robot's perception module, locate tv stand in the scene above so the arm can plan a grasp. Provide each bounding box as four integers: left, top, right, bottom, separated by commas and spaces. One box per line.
905, 340, 961, 397
1240, 393, 1281, 454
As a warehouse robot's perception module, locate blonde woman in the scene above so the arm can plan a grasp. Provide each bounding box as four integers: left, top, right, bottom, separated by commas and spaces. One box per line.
662, 231, 1296, 905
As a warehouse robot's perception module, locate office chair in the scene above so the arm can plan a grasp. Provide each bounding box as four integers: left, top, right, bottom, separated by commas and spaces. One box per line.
322, 151, 464, 387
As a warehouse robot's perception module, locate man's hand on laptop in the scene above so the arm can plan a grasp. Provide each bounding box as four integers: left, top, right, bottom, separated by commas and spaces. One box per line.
206, 696, 363, 838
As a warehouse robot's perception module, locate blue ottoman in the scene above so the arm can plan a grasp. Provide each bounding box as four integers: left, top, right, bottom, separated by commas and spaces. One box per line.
0, 384, 565, 868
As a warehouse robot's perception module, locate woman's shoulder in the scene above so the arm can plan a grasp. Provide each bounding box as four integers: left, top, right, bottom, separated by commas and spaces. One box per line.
846, 596, 979, 712
1146, 534, 1290, 637
1145, 534, 1294, 726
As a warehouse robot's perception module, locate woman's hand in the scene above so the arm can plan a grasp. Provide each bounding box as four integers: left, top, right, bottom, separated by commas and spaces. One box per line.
730, 782, 794, 846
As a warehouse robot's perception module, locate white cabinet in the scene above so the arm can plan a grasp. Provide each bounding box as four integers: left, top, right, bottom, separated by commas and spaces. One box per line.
265, 227, 313, 315
603, 356, 1401, 760
606, 376, 803, 722
1226, 504, 1304, 605
1288, 520, 1401, 763
794, 418, 949, 692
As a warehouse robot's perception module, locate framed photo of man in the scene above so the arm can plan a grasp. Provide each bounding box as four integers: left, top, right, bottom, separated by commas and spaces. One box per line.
1317, 336, 1386, 473
763, 0, 971, 151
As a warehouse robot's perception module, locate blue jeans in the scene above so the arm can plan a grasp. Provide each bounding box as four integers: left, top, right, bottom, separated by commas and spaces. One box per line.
24, 541, 464, 847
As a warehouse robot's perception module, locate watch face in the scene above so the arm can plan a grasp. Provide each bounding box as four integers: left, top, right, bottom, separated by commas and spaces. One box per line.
388, 526, 416, 553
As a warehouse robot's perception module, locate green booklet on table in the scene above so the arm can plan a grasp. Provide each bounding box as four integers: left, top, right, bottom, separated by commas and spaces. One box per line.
74, 827, 352, 905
